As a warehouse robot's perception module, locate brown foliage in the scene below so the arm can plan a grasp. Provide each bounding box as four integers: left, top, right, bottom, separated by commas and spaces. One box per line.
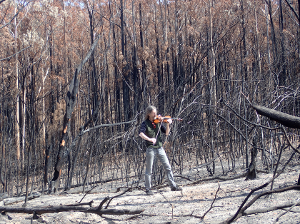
0, 0, 299, 203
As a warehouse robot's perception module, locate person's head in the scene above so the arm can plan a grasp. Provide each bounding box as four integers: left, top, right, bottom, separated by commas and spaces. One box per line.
145, 105, 157, 121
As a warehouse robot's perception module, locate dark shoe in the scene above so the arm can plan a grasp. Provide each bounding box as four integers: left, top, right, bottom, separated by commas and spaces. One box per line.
146, 189, 154, 195
171, 186, 182, 191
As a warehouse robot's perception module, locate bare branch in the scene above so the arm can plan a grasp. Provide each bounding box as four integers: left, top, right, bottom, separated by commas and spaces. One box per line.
284, 0, 300, 23
0, 1, 31, 29
0, 46, 31, 62
200, 182, 221, 219
223, 184, 300, 223
82, 119, 137, 134
223, 101, 279, 130
281, 127, 300, 154
65, 201, 93, 207
105, 188, 133, 209
0, 205, 144, 216
252, 104, 300, 129
274, 200, 300, 222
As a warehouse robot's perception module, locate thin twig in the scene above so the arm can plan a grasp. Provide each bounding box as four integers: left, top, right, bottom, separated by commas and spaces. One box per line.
200, 182, 221, 219
105, 188, 133, 209
274, 199, 300, 223
223, 183, 300, 224
78, 185, 98, 203
222, 101, 279, 131
240, 91, 252, 106
82, 120, 137, 134
281, 127, 300, 154
158, 191, 174, 219
0, 46, 31, 62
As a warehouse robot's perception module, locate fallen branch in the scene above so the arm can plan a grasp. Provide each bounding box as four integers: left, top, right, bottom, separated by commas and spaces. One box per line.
78, 185, 98, 203
244, 200, 300, 216
105, 188, 133, 209
0, 205, 144, 216
223, 178, 274, 224
2, 192, 41, 205
252, 104, 300, 129
65, 200, 93, 207
223, 185, 300, 223
98, 196, 110, 210
158, 191, 176, 219
200, 182, 221, 219
174, 175, 193, 182
275, 200, 300, 222
188, 173, 247, 186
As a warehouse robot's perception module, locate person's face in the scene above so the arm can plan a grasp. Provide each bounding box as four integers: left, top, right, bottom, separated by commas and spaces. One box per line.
149, 109, 157, 121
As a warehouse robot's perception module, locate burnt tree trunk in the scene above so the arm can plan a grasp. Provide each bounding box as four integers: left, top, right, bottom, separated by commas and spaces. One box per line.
245, 137, 258, 180
50, 36, 101, 193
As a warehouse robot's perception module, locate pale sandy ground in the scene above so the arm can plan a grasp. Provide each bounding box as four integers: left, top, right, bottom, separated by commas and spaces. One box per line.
1, 163, 300, 223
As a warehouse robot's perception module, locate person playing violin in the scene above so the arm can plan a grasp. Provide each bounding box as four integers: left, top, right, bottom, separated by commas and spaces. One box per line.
139, 105, 182, 195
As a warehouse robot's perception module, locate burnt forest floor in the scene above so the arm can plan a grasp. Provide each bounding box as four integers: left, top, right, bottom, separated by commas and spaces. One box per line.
1, 154, 300, 224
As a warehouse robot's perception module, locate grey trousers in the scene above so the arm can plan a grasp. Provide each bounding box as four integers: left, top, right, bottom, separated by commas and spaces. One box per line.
145, 146, 176, 190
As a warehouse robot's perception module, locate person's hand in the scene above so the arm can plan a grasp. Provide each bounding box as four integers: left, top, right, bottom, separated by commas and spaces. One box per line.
149, 138, 157, 145
167, 118, 172, 124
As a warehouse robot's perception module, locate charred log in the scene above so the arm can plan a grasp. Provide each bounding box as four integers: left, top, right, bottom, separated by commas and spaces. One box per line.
252, 105, 300, 129
0, 205, 144, 216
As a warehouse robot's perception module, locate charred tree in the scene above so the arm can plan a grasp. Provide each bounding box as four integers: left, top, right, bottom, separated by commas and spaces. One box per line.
245, 137, 258, 180
50, 36, 101, 193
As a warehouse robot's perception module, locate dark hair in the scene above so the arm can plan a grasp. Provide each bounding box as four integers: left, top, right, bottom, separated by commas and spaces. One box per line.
145, 105, 157, 120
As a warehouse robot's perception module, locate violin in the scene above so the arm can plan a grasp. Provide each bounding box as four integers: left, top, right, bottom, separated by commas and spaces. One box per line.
153, 115, 183, 124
